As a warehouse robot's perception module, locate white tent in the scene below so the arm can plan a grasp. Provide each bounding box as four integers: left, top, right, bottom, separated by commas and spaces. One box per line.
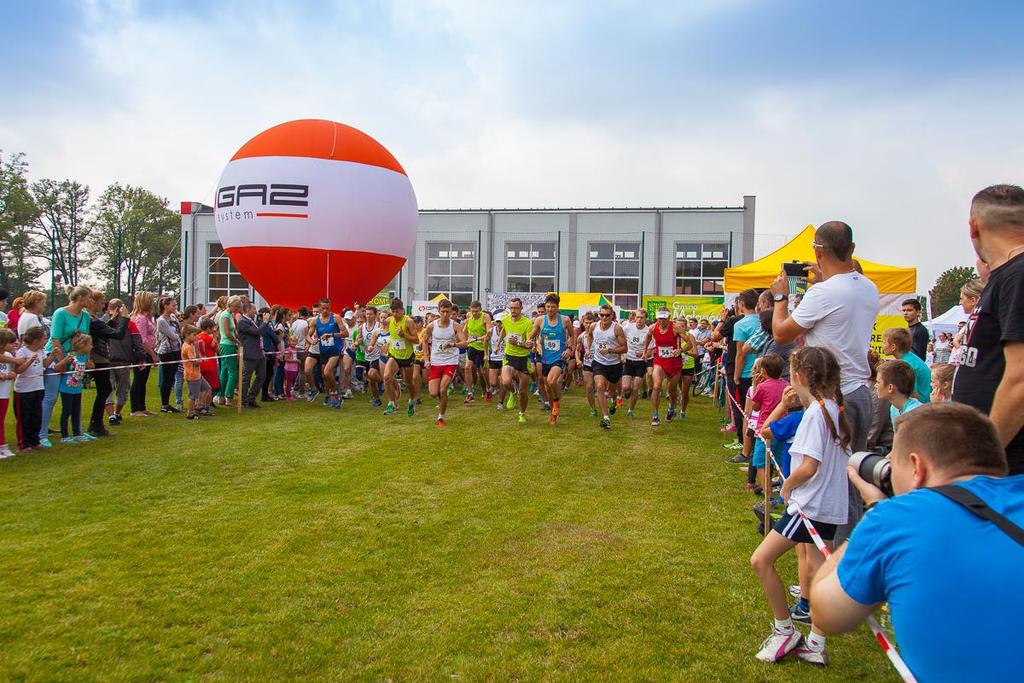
929, 305, 969, 336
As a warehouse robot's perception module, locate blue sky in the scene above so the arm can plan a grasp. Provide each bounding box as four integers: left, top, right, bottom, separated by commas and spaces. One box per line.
2, 0, 1023, 292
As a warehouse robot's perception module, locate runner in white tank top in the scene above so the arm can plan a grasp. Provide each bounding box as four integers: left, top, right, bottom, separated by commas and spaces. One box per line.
357, 307, 384, 407
586, 306, 627, 429
487, 322, 506, 406
621, 309, 653, 417
576, 314, 598, 416
421, 300, 467, 427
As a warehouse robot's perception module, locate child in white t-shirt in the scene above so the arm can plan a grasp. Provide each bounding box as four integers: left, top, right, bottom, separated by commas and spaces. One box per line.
13, 326, 56, 452
749, 346, 852, 666
0, 328, 34, 457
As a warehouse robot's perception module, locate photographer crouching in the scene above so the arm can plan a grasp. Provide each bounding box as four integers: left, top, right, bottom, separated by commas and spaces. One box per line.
810, 403, 1023, 681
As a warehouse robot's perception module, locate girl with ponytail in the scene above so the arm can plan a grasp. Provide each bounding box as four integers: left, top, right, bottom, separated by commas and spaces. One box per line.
749, 345, 851, 667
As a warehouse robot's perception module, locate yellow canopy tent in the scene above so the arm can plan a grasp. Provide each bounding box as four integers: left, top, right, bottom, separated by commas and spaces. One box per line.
724, 225, 917, 355
555, 292, 611, 314
723, 225, 916, 294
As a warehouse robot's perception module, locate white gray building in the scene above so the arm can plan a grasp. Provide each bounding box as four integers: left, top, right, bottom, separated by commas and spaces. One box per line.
179, 197, 755, 310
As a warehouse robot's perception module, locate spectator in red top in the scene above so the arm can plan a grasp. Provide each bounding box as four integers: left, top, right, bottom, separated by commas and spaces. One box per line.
196, 318, 221, 397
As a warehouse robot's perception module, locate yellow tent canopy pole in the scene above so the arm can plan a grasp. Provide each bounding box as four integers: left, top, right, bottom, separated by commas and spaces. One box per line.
723, 225, 917, 294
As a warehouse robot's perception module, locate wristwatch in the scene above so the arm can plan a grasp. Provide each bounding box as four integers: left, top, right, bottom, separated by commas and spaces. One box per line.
773, 293, 788, 303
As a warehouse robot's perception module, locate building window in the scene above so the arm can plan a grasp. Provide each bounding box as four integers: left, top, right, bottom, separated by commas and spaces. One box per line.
426, 241, 476, 308
208, 242, 249, 302
674, 242, 729, 295
506, 241, 556, 293
589, 241, 641, 309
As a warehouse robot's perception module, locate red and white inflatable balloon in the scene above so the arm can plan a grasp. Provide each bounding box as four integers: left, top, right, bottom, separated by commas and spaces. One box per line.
214, 119, 417, 309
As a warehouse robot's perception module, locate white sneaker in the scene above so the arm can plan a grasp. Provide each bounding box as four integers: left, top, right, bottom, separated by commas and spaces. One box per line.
789, 585, 802, 598
0, 445, 14, 458
755, 628, 803, 663
793, 644, 828, 666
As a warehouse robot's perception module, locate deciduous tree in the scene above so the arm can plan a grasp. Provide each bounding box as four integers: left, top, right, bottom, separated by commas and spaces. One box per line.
0, 151, 44, 294
929, 266, 977, 314
31, 178, 92, 289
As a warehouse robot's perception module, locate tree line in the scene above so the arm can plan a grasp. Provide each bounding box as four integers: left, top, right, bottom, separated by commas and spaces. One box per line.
0, 149, 180, 313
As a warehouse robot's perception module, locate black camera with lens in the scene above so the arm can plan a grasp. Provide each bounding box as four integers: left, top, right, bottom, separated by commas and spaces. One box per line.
849, 450, 893, 498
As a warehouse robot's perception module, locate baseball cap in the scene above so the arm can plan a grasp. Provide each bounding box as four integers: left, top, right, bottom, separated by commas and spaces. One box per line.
656, 310, 670, 319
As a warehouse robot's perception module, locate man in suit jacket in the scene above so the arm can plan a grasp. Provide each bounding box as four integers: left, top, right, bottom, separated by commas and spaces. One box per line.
237, 303, 266, 407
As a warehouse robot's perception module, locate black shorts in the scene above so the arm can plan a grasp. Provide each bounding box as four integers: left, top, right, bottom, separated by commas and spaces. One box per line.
389, 355, 413, 369
467, 347, 485, 368
505, 355, 529, 374
681, 365, 695, 377
624, 359, 647, 378
773, 511, 837, 543
319, 347, 339, 361
359, 359, 381, 373
592, 361, 623, 384
487, 357, 504, 369
542, 361, 565, 376
646, 358, 654, 367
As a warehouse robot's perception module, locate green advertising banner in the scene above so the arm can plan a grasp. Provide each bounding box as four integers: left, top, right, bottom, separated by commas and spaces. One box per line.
642, 295, 725, 320
367, 291, 395, 307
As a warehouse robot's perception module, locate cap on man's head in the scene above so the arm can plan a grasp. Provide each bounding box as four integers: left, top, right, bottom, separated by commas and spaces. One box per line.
656, 310, 670, 319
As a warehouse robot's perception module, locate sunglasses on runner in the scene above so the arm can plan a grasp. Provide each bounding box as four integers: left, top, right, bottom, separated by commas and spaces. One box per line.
599, 313, 611, 318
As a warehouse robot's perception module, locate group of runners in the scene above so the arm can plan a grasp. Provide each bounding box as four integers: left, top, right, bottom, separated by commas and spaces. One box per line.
289, 293, 706, 429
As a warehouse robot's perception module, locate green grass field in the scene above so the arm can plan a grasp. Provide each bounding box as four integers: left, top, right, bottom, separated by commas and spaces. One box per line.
0, 379, 896, 681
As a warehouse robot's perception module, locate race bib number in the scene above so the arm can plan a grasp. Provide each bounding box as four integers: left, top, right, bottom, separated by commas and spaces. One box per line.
391, 338, 406, 351
584, 351, 593, 361
658, 346, 675, 358
631, 335, 641, 345
544, 339, 560, 351
441, 341, 455, 351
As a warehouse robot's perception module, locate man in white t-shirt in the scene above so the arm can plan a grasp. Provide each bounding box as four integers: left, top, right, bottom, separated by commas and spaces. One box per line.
769, 221, 879, 540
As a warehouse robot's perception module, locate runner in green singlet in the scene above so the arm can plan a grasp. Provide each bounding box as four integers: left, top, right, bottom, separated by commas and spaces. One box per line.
462, 300, 491, 404
497, 297, 534, 424
381, 298, 420, 416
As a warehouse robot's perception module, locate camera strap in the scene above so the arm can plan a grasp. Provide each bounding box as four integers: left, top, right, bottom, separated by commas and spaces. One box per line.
929, 485, 1024, 548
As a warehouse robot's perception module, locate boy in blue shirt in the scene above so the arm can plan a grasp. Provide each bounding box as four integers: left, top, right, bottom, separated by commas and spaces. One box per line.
760, 388, 806, 479
876, 360, 922, 430
882, 327, 931, 402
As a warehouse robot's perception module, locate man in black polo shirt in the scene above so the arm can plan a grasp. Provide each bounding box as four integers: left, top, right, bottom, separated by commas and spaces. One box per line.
952, 184, 1024, 475
901, 298, 929, 360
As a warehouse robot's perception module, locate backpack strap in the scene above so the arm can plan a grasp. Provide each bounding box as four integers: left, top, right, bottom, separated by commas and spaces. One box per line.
929, 484, 1024, 548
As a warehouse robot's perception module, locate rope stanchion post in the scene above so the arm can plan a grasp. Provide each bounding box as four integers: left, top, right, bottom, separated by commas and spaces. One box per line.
712, 359, 720, 412
762, 451, 771, 537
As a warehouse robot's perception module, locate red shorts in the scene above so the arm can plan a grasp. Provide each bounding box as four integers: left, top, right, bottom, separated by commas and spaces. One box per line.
201, 368, 220, 391
428, 364, 457, 381
653, 357, 682, 377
